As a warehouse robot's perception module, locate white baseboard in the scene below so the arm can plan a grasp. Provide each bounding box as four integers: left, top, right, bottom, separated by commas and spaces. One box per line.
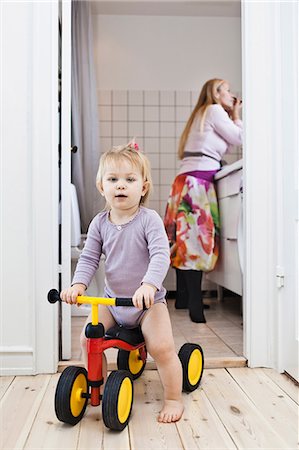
0, 346, 35, 375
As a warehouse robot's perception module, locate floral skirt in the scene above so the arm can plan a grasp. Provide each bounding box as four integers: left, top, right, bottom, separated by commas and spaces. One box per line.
164, 173, 220, 272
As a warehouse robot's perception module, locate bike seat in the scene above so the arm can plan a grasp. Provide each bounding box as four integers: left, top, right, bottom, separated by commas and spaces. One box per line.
105, 325, 144, 346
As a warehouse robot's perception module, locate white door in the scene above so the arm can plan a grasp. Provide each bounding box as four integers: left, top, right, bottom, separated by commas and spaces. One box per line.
278, 1, 299, 381
60, 0, 72, 360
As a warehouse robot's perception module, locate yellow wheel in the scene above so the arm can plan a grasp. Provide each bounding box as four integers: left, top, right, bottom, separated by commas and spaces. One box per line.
117, 347, 147, 379
55, 366, 88, 425
102, 370, 133, 431
178, 343, 204, 392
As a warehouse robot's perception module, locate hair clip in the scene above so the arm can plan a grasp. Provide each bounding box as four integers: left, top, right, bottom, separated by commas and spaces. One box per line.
127, 139, 139, 151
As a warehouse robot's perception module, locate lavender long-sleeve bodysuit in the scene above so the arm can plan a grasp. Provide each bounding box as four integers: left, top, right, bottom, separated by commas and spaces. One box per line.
72, 206, 170, 327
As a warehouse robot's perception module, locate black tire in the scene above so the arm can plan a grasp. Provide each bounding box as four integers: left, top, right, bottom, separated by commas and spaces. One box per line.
102, 370, 134, 431
117, 347, 147, 380
178, 343, 204, 392
55, 366, 88, 425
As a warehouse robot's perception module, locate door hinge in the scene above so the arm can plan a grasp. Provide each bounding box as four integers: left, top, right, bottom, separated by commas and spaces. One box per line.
276, 266, 285, 288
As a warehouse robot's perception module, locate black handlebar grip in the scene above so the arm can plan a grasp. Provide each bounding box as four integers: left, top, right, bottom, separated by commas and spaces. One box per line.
47, 289, 61, 304
115, 297, 148, 310
115, 297, 134, 307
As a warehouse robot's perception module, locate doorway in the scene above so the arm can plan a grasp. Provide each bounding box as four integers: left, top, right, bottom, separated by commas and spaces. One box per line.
59, 0, 245, 368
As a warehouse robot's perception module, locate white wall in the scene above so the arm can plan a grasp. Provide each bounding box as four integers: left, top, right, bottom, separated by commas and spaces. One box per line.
92, 14, 241, 92
0, 2, 59, 374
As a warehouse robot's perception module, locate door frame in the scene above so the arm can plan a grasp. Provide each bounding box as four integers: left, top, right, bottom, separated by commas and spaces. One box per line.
33, 0, 298, 373
60, 0, 72, 360
242, 0, 298, 376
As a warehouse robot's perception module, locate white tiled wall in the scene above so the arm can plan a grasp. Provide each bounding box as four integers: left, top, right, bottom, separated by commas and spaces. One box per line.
98, 89, 242, 219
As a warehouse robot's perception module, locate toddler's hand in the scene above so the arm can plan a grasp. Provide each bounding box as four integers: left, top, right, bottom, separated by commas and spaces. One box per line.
60, 283, 86, 305
133, 283, 157, 309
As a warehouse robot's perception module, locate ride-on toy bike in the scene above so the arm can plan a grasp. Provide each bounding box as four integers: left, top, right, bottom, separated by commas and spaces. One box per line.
47, 289, 204, 431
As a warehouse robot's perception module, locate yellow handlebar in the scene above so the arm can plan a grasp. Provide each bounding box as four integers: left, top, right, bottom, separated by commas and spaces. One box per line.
77, 296, 117, 325
47, 290, 134, 326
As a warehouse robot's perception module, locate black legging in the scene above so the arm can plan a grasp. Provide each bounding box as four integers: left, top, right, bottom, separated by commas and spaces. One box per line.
175, 269, 206, 323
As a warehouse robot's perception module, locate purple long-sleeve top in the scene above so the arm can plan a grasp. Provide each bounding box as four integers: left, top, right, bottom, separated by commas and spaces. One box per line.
72, 207, 170, 300
179, 104, 243, 173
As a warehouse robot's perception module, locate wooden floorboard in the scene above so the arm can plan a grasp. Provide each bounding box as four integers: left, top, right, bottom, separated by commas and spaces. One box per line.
227, 368, 298, 449
202, 369, 293, 449
0, 375, 51, 450
1, 369, 298, 450
0, 376, 14, 401
129, 371, 183, 449
262, 368, 299, 404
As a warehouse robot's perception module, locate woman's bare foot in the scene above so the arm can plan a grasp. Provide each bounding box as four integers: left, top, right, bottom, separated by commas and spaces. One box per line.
158, 399, 184, 423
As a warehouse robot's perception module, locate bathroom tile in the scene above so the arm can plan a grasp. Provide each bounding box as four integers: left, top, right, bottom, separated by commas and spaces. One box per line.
176, 121, 186, 138
128, 121, 143, 138
160, 91, 175, 106
98, 90, 111, 105
176, 106, 191, 122
129, 105, 143, 121
144, 90, 159, 105
129, 90, 143, 105
146, 153, 159, 169
112, 121, 127, 137
113, 136, 128, 146
159, 201, 168, 217
160, 106, 175, 122
161, 184, 172, 202
150, 184, 160, 201
192, 90, 200, 106
144, 137, 159, 153
223, 153, 239, 165
151, 169, 159, 185
160, 122, 175, 138
144, 106, 159, 121
160, 169, 176, 185
100, 121, 112, 137
98, 105, 111, 121
176, 91, 191, 106
147, 200, 160, 214
113, 105, 127, 121
144, 122, 159, 137
99, 137, 112, 153
160, 137, 176, 154
160, 153, 176, 169
136, 137, 144, 150
112, 90, 127, 105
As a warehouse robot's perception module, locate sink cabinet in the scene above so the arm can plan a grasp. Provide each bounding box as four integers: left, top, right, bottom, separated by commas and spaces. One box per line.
206, 164, 243, 296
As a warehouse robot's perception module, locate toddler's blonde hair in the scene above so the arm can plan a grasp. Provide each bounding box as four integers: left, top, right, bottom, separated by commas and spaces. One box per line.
96, 141, 153, 205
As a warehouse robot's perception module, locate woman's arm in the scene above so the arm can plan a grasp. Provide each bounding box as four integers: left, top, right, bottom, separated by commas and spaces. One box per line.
209, 104, 243, 146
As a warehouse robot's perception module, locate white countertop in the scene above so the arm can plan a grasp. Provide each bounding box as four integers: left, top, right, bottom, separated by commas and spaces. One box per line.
214, 158, 243, 181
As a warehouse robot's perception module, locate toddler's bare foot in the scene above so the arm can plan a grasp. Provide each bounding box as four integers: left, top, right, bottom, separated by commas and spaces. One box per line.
158, 399, 184, 423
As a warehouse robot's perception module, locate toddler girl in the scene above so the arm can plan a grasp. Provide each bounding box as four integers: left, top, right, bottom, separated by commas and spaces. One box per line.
60, 142, 184, 423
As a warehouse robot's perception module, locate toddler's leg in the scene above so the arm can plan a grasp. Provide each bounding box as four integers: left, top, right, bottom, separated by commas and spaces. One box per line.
80, 305, 116, 384
141, 303, 184, 423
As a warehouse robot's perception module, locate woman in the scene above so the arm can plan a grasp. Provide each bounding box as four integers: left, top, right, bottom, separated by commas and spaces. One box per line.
164, 78, 243, 323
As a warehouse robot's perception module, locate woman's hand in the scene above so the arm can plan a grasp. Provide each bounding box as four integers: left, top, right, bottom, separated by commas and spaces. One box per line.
231, 97, 242, 121
132, 282, 157, 309
60, 283, 86, 305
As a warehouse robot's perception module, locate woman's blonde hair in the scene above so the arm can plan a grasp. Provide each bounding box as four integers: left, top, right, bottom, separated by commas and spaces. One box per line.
178, 78, 226, 159
96, 140, 153, 205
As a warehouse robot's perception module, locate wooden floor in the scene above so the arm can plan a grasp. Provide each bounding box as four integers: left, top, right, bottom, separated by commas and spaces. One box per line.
67, 296, 247, 371
1, 368, 298, 449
